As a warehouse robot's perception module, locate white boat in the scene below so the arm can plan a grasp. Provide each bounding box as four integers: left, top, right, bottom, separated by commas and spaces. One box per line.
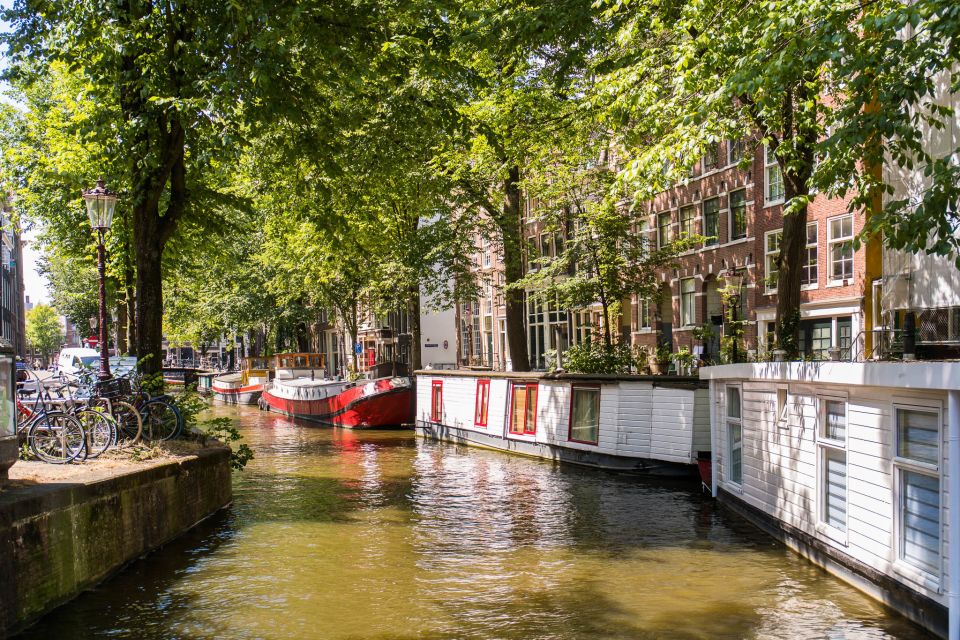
211, 357, 270, 405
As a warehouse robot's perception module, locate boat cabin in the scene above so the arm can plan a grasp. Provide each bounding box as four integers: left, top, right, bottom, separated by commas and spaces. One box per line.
273, 352, 327, 381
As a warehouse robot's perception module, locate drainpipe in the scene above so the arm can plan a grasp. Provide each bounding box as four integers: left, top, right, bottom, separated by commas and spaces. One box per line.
710, 379, 718, 498
949, 389, 960, 640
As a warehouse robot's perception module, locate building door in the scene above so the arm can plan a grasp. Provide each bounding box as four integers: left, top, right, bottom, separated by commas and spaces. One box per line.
658, 286, 674, 350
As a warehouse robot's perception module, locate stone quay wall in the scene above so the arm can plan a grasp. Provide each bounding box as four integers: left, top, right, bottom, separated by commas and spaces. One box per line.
0, 445, 232, 636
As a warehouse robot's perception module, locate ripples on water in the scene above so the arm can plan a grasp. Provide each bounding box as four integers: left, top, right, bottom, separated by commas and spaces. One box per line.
18, 406, 933, 640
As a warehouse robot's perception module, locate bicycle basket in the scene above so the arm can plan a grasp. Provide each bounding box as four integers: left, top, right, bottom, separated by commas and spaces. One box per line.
93, 377, 131, 399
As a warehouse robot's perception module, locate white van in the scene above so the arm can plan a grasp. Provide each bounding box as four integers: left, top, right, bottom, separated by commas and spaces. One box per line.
57, 347, 101, 379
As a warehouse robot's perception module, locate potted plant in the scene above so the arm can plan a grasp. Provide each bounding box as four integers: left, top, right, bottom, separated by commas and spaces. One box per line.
651, 344, 673, 374
672, 346, 696, 376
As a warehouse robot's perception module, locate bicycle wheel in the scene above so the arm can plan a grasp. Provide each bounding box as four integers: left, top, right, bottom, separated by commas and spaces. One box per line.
113, 401, 143, 446
74, 408, 117, 458
142, 399, 182, 441
28, 411, 86, 464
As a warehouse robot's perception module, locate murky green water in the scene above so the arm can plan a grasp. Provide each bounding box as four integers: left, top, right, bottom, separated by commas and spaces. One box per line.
18, 405, 933, 639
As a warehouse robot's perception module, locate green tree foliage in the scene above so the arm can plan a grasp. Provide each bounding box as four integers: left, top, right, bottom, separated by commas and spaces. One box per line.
25, 304, 63, 362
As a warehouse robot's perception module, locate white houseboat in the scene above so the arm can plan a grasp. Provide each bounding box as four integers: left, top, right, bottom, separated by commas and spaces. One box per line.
701, 361, 960, 639
414, 370, 710, 475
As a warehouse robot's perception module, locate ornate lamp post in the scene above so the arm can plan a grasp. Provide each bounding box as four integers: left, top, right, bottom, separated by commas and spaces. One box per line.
82, 179, 118, 381
722, 268, 744, 363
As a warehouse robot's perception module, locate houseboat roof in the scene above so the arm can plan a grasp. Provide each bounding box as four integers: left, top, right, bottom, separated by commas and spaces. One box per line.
699, 360, 960, 391
415, 368, 706, 388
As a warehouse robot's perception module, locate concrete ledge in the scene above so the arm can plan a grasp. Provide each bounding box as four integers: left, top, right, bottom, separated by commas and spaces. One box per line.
0, 444, 232, 636
717, 487, 947, 638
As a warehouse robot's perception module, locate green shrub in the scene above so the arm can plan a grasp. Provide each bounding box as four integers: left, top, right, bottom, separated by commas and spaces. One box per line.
558, 341, 635, 374
197, 416, 254, 471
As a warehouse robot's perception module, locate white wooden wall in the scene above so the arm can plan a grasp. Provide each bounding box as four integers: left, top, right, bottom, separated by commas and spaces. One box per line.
416, 375, 709, 465
715, 379, 951, 606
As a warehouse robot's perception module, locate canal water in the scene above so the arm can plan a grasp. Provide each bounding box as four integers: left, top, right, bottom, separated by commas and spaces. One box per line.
19, 405, 932, 639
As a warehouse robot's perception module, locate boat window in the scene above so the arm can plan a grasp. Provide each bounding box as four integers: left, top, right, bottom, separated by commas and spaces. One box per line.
894, 404, 941, 575
474, 379, 490, 427
569, 386, 600, 444
509, 383, 538, 435
430, 380, 443, 422
726, 385, 742, 485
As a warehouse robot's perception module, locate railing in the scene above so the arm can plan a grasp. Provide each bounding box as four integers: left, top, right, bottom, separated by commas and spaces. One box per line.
847, 329, 907, 362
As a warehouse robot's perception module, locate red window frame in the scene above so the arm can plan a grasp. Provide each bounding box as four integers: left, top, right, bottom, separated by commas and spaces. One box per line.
430, 380, 443, 422
474, 379, 491, 427
508, 382, 538, 436
567, 384, 601, 445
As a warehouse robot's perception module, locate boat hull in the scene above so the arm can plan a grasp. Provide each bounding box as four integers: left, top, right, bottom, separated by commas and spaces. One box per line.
212, 384, 264, 405
261, 377, 413, 429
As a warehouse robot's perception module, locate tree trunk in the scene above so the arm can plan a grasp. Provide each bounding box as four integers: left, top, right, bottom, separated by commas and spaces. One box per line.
133, 201, 165, 378
116, 296, 128, 355
408, 290, 422, 372
499, 165, 531, 371
774, 161, 812, 360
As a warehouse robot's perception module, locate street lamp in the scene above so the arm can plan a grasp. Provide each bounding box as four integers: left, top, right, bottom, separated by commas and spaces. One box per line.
82, 178, 117, 381
722, 268, 744, 363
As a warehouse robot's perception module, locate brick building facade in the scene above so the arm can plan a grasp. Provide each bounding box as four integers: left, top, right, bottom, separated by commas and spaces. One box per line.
456, 141, 867, 371
632, 140, 865, 364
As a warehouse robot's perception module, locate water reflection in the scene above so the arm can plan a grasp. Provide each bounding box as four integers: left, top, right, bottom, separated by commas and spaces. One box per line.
17, 406, 931, 639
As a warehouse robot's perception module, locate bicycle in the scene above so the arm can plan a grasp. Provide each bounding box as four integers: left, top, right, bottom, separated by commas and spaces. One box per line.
17, 371, 86, 464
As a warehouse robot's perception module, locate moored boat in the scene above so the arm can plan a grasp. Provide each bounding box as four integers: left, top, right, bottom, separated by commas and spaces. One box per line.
212, 357, 270, 405
197, 371, 219, 396
261, 376, 414, 428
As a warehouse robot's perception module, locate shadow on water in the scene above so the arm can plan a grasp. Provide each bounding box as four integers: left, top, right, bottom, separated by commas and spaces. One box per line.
15, 405, 935, 640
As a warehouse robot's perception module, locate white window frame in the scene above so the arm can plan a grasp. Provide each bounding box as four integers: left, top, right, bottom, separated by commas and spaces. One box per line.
657, 212, 672, 249
764, 229, 782, 294
815, 393, 849, 544
801, 221, 818, 290
680, 278, 696, 327
891, 400, 943, 587
764, 145, 784, 206
638, 298, 652, 330
726, 384, 743, 489
679, 205, 696, 239
728, 189, 747, 241
728, 139, 744, 166
828, 213, 854, 285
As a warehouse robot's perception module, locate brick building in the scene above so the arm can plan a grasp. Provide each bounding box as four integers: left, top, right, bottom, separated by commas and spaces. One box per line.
454, 140, 868, 371
631, 140, 865, 364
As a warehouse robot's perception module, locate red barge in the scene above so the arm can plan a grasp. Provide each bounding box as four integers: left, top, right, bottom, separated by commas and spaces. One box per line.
260, 376, 414, 429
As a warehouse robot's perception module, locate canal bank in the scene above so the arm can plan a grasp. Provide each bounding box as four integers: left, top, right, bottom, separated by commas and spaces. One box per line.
0, 441, 232, 637
14, 405, 934, 639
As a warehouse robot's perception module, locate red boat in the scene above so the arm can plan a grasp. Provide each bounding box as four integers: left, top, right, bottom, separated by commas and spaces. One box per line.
260, 377, 414, 429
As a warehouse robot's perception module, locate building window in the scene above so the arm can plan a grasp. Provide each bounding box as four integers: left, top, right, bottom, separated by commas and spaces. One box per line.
679, 205, 696, 239
637, 219, 650, 256
474, 379, 490, 427
539, 233, 552, 259
680, 278, 696, 327
727, 386, 742, 485
430, 380, 443, 422
802, 222, 818, 287
728, 139, 745, 165
509, 382, 538, 436
703, 143, 720, 171
818, 397, 847, 534
894, 405, 941, 575
764, 230, 782, 293
638, 298, 651, 330
729, 189, 747, 240
765, 145, 784, 204
569, 386, 600, 444
828, 214, 854, 283
657, 212, 672, 249
703, 198, 719, 246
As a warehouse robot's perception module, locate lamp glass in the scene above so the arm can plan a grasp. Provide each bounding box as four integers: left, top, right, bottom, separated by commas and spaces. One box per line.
82, 180, 118, 230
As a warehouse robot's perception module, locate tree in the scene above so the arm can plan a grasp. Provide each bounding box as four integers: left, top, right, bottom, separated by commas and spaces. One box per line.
598, 0, 960, 358
3, 0, 384, 377
25, 305, 63, 365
